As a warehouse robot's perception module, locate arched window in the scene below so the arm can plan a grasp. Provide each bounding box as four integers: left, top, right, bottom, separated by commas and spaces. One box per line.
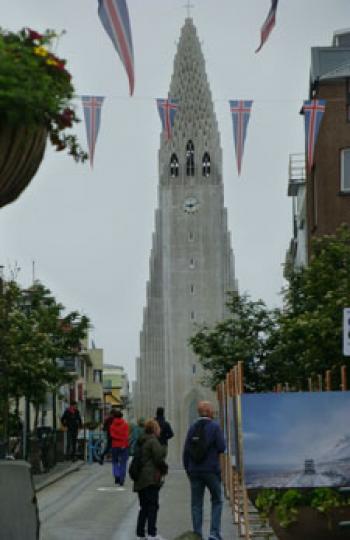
202, 152, 211, 177
186, 140, 195, 176
170, 153, 179, 178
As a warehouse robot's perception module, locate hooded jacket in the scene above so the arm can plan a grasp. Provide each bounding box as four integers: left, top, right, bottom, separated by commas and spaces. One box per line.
110, 417, 129, 448
133, 433, 167, 492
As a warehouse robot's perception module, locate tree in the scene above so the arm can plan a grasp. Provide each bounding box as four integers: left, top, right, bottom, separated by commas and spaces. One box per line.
189, 291, 275, 390
266, 225, 350, 388
0, 279, 89, 441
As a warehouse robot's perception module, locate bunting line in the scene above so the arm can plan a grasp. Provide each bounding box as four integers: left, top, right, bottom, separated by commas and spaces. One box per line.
98, 0, 135, 95
256, 0, 279, 53
302, 99, 326, 172
229, 100, 253, 176
157, 98, 178, 140
81, 96, 105, 168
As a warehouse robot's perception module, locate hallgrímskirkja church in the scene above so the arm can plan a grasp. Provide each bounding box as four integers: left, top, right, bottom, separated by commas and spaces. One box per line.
132, 17, 237, 464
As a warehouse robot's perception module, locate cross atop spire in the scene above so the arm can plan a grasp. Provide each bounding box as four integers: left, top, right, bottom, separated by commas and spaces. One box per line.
183, 0, 194, 17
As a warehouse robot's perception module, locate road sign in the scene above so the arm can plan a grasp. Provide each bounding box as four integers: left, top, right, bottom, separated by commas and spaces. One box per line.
343, 308, 350, 356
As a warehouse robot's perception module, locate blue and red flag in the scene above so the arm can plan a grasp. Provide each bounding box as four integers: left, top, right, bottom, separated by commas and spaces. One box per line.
229, 100, 253, 176
81, 96, 105, 168
302, 99, 326, 171
157, 99, 178, 140
98, 0, 134, 95
256, 0, 279, 53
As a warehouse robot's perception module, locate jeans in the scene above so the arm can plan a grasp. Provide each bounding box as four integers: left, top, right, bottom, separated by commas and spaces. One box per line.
66, 430, 78, 459
136, 485, 160, 537
190, 472, 223, 540
111, 447, 129, 484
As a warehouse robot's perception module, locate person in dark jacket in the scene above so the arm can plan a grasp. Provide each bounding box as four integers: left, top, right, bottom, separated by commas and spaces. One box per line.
61, 401, 82, 461
183, 401, 225, 540
129, 416, 146, 456
134, 419, 168, 540
154, 407, 174, 449
110, 409, 129, 486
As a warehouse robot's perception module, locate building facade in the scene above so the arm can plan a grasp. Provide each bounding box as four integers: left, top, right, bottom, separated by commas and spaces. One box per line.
133, 18, 236, 463
306, 29, 350, 256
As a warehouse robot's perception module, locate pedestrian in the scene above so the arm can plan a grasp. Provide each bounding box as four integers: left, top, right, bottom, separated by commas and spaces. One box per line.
154, 407, 174, 449
99, 407, 117, 464
183, 400, 225, 540
61, 400, 82, 461
110, 409, 129, 486
129, 416, 146, 456
133, 418, 168, 540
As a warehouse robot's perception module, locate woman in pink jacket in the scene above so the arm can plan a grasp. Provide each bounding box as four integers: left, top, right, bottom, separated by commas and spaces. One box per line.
109, 409, 129, 486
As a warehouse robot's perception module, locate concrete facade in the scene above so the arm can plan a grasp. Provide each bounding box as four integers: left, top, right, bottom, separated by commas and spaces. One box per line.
133, 18, 236, 463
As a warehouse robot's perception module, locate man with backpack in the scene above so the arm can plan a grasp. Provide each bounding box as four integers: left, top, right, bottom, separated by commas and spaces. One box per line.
183, 400, 225, 540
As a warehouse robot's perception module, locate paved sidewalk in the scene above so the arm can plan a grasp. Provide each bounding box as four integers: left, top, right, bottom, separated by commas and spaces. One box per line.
33, 460, 85, 492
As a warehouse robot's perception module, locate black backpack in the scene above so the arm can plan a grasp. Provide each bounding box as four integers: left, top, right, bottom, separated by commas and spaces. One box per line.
188, 420, 209, 464
128, 439, 144, 481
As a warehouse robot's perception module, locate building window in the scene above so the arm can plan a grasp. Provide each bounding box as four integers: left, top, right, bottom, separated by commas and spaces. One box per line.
188, 231, 194, 241
192, 364, 196, 375
341, 148, 350, 191
189, 258, 195, 269
190, 311, 195, 320
202, 152, 211, 177
347, 79, 350, 122
170, 153, 179, 177
93, 369, 102, 383
186, 140, 195, 176
190, 284, 194, 294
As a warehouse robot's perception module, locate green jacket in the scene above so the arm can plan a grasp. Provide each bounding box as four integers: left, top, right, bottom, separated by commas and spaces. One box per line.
133, 433, 167, 492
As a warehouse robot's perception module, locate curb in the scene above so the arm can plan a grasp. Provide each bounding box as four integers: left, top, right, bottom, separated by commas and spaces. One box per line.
34, 460, 85, 492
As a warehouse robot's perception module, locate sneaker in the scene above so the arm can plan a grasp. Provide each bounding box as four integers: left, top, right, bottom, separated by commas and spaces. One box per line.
148, 536, 168, 540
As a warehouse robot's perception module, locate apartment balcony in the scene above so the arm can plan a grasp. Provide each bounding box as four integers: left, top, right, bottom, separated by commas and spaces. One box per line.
288, 153, 306, 196
86, 381, 103, 402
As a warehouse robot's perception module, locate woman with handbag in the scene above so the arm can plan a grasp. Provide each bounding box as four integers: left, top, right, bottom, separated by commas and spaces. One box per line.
133, 418, 168, 540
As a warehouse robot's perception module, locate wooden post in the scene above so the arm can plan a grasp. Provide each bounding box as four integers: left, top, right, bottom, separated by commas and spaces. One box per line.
318, 374, 323, 391
308, 377, 313, 392
325, 370, 332, 391
276, 383, 283, 392
237, 361, 244, 395
341, 365, 347, 391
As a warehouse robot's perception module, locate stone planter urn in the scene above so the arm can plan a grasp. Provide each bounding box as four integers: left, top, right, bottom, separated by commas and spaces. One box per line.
269, 506, 350, 540
0, 124, 47, 209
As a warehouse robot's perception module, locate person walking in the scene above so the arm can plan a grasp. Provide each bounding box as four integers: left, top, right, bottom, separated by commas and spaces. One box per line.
99, 407, 117, 464
154, 407, 174, 449
110, 409, 129, 486
183, 400, 225, 540
129, 416, 145, 456
61, 400, 82, 461
133, 419, 168, 540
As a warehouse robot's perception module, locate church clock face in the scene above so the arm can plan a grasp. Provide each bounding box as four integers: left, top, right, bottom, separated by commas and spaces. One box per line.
183, 196, 199, 213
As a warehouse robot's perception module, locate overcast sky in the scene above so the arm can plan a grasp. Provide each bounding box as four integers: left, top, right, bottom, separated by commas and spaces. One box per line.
0, 0, 349, 381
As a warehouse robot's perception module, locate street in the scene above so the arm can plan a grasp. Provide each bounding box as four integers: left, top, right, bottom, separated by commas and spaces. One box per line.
37, 463, 237, 540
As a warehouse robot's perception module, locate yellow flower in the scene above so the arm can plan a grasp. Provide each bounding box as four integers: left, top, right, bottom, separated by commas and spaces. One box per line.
33, 46, 48, 57
46, 58, 59, 67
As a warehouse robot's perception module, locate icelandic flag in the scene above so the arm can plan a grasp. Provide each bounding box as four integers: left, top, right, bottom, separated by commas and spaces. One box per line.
98, 0, 135, 95
157, 98, 178, 140
302, 99, 326, 171
81, 96, 105, 168
229, 100, 253, 176
256, 0, 279, 53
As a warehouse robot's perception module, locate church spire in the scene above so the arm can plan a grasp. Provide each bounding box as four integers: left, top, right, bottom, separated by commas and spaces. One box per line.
159, 18, 222, 185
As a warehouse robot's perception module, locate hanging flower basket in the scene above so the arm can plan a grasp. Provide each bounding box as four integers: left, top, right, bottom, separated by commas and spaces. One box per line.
0, 27, 87, 209
0, 124, 47, 208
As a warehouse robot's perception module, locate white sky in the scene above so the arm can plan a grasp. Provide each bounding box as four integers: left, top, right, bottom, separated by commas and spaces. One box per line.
0, 0, 349, 381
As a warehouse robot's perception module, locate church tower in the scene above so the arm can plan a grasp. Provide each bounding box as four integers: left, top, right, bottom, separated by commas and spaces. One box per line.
133, 18, 236, 464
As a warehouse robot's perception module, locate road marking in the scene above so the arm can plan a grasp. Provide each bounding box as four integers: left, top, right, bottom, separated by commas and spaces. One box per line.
97, 487, 126, 492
